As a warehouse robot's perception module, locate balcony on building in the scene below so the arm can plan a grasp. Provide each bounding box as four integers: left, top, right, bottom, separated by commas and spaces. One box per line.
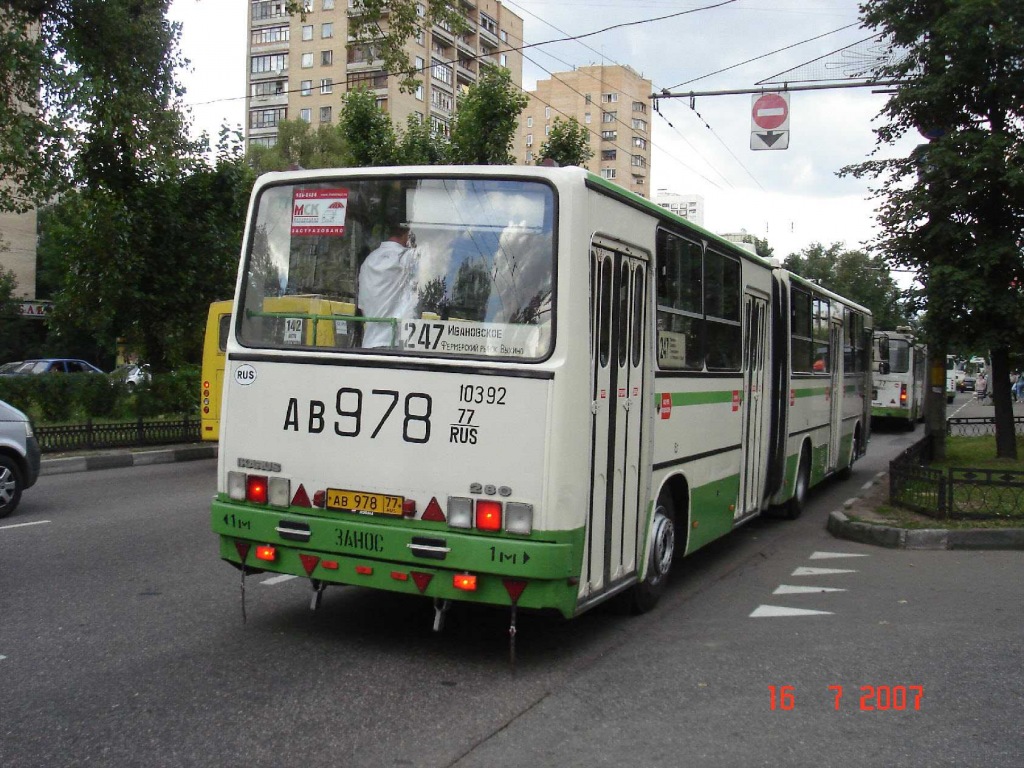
456, 31, 477, 57
432, 18, 455, 45
347, 44, 382, 71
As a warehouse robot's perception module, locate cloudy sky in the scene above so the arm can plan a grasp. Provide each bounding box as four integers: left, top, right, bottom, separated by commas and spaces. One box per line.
168, 0, 921, 260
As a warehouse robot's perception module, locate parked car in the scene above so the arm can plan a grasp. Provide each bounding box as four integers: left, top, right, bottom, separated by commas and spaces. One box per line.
0, 399, 40, 518
110, 363, 151, 391
0, 361, 24, 375
3, 358, 105, 375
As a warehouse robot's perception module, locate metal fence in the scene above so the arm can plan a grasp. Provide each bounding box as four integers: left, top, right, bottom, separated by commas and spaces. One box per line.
890, 427, 1024, 520
947, 416, 1024, 437
36, 415, 201, 453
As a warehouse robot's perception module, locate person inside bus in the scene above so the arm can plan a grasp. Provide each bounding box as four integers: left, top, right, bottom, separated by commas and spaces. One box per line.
358, 221, 420, 348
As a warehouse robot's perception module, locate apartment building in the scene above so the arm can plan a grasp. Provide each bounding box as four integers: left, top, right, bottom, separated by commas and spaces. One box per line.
654, 189, 705, 228
0, 205, 37, 299
515, 65, 652, 197
246, 0, 523, 147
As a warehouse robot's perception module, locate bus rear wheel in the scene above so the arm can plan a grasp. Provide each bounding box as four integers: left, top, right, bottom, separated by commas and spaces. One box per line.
785, 449, 810, 520
631, 491, 676, 614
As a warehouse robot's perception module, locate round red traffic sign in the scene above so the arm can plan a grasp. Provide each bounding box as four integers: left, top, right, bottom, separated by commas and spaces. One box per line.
752, 93, 788, 130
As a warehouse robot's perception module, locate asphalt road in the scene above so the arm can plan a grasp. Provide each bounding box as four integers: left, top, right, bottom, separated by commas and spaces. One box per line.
2, 424, 1021, 767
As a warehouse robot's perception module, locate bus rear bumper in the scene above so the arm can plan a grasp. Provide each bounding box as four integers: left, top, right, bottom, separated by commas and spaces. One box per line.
211, 499, 582, 618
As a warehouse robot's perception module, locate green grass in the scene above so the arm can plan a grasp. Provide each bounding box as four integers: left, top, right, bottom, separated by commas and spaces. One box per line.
933, 435, 1024, 471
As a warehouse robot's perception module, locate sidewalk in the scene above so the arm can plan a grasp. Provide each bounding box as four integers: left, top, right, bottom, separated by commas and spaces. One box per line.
828, 470, 1024, 551
40, 442, 217, 476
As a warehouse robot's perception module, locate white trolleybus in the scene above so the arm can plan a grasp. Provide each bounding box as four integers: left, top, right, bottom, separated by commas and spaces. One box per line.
871, 329, 928, 426
212, 166, 872, 648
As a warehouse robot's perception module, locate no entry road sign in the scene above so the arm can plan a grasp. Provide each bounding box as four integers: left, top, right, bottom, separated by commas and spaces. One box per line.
750, 92, 790, 151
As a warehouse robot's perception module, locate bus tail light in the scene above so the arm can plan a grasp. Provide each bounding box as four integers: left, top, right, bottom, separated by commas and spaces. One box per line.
453, 573, 477, 591
504, 503, 533, 535
268, 477, 290, 507
246, 475, 268, 504
476, 500, 502, 531
900, 384, 908, 405
255, 544, 276, 562
447, 496, 474, 528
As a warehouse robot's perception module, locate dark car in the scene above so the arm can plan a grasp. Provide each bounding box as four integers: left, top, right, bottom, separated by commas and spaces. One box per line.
3, 358, 105, 375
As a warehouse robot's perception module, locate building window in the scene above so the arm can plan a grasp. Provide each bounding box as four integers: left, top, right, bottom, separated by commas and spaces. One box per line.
601, 130, 617, 140
415, 29, 425, 46
633, 101, 647, 113
601, 93, 618, 103
633, 136, 647, 149
633, 175, 645, 185
525, 151, 533, 163
415, 2, 425, 17
322, 0, 334, 8
631, 154, 647, 168
250, 106, 287, 129
322, 22, 333, 38
499, 53, 507, 68
250, 136, 277, 148
602, 111, 616, 123
321, 50, 333, 66
300, 52, 313, 68
415, 55, 425, 73
320, 106, 332, 123
251, 1, 288, 22
544, 106, 551, 119
585, 93, 592, 104
602, 150, 617, 161
300, 107, 312, 122
251, 25, 289, 45
251, 53, 288, 74
526, 116, 533, 127
431, 88, 453, 112
632, 118, 647, 132
415, 84, 423, 101
431, 58, 452, 85
600, 168, 617, 179
300, 79, 312, 96
302, 25, 313, 41
251, 79, 287, 97
526, 134, 533, 147
320, 78, 333, 94
480, 13, 497, 34
584, 112, 591, 124
500, 30, 508, 42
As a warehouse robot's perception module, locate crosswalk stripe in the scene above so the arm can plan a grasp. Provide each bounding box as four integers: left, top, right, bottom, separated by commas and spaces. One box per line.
792, 566, 857, 576
750, 605, 833, 618
810, 551, 868, 560
773, 584, 847, 595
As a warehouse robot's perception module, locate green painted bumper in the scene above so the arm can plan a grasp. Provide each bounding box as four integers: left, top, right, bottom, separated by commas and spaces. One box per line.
212, 498, 583, 618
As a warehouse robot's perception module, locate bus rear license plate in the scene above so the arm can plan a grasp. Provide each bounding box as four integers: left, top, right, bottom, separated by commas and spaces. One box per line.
326, 489, 404, 516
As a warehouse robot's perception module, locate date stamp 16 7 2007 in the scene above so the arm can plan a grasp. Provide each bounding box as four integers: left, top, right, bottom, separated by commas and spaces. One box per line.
769, 685, 924, 712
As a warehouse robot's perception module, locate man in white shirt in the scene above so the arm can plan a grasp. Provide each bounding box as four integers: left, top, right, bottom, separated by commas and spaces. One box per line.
358, 223, 419, 348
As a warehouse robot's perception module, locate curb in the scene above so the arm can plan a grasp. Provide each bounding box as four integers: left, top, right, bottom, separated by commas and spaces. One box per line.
827, 471, 1024, 550
40, 444, 218, 476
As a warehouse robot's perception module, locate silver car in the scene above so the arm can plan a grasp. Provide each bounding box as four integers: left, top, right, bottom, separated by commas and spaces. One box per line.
0, 399, 41, 518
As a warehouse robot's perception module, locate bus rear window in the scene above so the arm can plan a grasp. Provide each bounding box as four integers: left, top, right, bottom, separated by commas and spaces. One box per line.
238, 177, 555, 360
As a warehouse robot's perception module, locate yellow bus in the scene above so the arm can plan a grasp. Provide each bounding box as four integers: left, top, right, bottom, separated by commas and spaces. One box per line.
201, 300, 233, 441
202, 296, 358, 440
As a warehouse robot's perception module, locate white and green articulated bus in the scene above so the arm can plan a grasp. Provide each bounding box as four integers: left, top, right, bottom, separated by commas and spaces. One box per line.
211, 166, 872, 641
871, 329, 928, 426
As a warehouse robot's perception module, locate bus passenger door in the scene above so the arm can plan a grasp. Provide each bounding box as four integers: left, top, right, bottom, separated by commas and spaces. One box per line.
737, 293, 770, 520
586, 243, 648, 599
828, 320, 843, 471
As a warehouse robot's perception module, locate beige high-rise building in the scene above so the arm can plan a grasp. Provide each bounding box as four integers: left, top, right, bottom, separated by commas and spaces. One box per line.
246, 0, 523, 148
515, 65, 652, 197
0, 205, 37, 299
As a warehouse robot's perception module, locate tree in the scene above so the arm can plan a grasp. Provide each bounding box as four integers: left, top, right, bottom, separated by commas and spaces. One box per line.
783, 242, 910, 329
1, 1, 199, 209
449, 65, 528, 165
842, 0, 1024, 458
248, 119, 348, 174
536, 117, 593, 167
338, 88, 400, 167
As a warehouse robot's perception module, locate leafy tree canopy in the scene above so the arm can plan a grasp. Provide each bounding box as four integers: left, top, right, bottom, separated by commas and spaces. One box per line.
784, 242, 910, 330
448, 65, 528, 165
536, 117, 593, 168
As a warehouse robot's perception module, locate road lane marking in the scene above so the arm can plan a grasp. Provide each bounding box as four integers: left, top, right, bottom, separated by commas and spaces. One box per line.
774, 585, 847, 595
792, 566, 857, 576
0, 520, 52, 531
750, 605, 833, 618
809, 551, 869, 560
261, 574, 298, 585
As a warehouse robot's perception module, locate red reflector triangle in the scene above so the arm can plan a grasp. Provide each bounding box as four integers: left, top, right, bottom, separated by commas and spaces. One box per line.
422, 497, 446, 522
291, 484, 312, 507
234, 541, 251, 562
411, 571, 433, 593
299, 554, 320, 576
503, 579, 528, 604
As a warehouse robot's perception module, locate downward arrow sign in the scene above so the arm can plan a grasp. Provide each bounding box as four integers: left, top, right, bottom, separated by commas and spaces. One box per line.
757, 131, 784, 147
